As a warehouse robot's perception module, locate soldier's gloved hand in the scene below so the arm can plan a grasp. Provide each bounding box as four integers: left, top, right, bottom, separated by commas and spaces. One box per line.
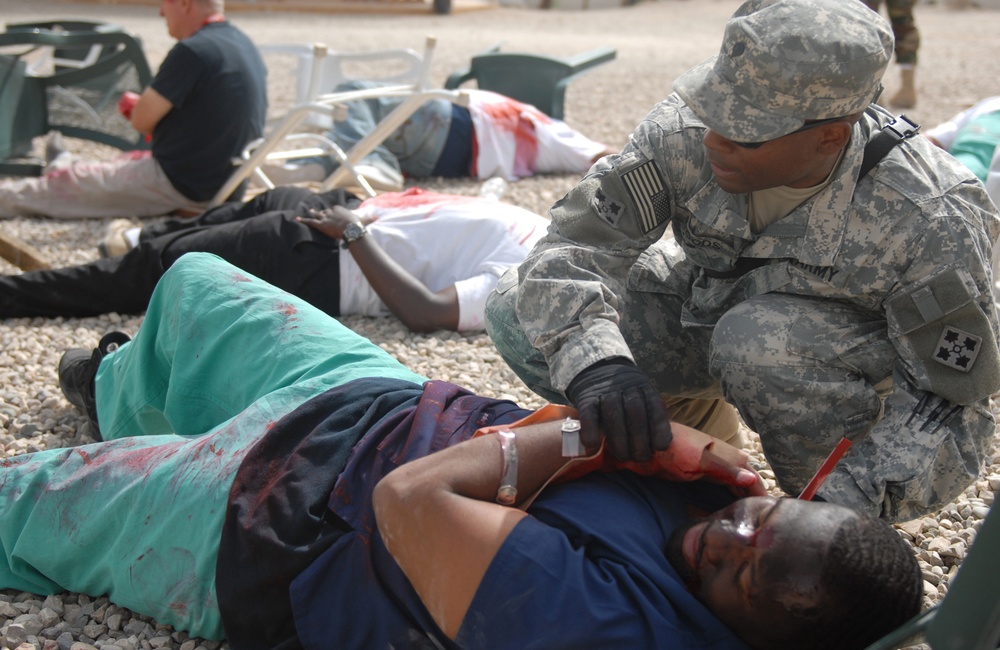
565, 358, 672, 461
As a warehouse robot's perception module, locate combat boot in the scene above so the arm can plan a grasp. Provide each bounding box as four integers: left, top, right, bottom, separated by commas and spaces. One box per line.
889, 66, 917, 109
58, 331, 131, 440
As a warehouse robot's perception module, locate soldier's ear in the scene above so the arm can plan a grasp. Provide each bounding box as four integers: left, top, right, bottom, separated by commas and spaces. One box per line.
816, 121, 853, 154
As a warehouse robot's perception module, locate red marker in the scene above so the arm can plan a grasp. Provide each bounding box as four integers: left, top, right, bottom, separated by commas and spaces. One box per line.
799, 437, 852, 501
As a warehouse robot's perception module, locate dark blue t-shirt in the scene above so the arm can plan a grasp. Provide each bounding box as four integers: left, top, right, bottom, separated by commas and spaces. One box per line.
217, 378, 527, 649
218, 378, 749, 649
456, 476, 750, 649
150, 21, 267, 201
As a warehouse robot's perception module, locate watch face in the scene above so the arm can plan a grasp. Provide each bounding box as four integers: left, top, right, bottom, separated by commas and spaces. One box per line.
344, 223, 365, 242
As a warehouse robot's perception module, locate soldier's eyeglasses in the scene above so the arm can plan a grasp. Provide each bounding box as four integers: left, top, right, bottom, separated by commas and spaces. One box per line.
732, 116, 847, 149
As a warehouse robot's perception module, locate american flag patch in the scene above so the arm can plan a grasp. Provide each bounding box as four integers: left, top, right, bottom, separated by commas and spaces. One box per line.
621, 160, 671, 234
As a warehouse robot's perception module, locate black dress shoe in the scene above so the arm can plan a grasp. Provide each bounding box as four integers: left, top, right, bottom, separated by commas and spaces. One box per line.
58, 331, 131, 440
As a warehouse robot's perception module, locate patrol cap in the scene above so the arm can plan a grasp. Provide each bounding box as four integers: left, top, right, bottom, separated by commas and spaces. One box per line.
673, 0, 893, 144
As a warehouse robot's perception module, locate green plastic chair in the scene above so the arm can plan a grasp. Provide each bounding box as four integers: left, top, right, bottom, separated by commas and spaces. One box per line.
0, 20, 152, 176
863, 503, 1000, 650
444, 45, 616, 120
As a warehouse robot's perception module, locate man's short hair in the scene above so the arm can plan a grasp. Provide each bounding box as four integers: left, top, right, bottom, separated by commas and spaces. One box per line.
777, 514, 924, 650
673, 0, 893, 144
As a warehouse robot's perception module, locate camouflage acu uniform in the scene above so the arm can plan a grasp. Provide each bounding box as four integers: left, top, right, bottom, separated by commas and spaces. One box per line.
863, 0, 920, 65
486, 95, 1000, 522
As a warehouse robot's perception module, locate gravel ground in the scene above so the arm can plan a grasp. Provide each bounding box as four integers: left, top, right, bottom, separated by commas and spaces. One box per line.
1, 0, 999, 648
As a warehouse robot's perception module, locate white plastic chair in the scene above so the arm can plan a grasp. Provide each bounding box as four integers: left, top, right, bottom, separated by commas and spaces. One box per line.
259, 41, 428, 130
209, 37, 470, 206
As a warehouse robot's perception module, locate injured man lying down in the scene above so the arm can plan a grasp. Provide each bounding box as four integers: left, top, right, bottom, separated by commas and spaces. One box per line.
1, 253, 923, 650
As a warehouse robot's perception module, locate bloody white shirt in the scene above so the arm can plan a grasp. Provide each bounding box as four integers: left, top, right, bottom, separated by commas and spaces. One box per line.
339, 188, 548, 330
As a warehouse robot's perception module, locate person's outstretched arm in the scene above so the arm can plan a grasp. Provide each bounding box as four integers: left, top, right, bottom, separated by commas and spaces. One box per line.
297, 206, 460, 332
373, 418, 763, 639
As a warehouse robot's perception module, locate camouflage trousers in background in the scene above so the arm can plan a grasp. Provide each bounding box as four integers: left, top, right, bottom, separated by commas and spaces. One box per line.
485, 268, 994, 522
863, 0, 920, 65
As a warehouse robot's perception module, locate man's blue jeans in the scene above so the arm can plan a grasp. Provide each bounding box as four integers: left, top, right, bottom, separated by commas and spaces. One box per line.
325, 80, 454, 177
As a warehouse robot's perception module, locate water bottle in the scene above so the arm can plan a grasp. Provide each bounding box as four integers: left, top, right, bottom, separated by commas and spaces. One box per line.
479, 176, 508, 201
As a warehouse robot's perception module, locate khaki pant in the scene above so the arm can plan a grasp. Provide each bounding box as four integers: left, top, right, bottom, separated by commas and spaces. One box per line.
662, 394, 744, 448
0, 151, 207, 219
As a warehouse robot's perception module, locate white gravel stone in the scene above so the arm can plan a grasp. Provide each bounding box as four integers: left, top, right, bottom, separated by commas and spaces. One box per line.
105, 615, 123, 634
39, 609, 61, 629
57, 632, 75, 650
14, 613, 44, 637
4, 623, 28, 647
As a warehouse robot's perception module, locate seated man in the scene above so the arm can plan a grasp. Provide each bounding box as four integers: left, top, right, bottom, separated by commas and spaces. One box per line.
1, 253, 922, 650
0, 0, 267, 219
0, 186, 548, 332
273, 81, 615, 191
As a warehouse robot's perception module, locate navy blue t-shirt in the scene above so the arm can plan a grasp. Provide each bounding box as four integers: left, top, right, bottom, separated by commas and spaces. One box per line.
218, 378, 749, 649
456, 476, 750, 649
216, 378, 527, 649
150, 21, 267, 201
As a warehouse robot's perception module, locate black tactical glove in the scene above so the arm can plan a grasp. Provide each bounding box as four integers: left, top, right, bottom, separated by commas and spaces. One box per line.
565, 358, 673, 461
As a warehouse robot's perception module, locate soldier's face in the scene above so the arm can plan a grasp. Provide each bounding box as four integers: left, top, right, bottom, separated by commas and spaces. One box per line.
665, 496, 856, 647
702, 126, 841, 194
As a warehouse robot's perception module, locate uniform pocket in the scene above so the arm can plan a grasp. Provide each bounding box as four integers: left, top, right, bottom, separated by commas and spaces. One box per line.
494, 266, 519, 294
886, 265, 1000, 403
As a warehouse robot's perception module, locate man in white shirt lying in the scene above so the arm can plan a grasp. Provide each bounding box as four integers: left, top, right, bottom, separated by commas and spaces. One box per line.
0, 186, 548, 332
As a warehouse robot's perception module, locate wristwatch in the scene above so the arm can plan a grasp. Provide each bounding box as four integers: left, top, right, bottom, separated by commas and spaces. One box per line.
341, 222, 368, 249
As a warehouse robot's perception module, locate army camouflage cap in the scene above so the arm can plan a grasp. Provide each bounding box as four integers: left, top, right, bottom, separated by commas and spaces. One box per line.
673, 0, 893, 144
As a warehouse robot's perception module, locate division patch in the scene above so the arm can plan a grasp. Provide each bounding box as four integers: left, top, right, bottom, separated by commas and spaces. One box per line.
592, 187, 624, 228
933, 325, 982, 372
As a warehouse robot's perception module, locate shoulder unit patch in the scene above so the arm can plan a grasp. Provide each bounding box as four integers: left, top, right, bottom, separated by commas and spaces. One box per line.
592, 187, 624, 229
933, 325, 982, 372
